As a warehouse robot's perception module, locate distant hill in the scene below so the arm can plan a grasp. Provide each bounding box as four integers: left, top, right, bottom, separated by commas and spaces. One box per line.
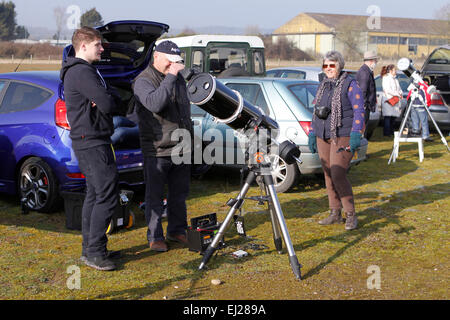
27, 26, 72, 41
26, 25, 274, 40
167, 26, 274, 36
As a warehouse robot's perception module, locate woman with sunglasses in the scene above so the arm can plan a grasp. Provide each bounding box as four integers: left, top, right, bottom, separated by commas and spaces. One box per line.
307, 51, 365, 230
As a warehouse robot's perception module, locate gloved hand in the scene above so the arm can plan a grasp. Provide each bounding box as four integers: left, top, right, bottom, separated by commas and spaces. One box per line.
349, 132, 362, 153
308, 132, 317, 153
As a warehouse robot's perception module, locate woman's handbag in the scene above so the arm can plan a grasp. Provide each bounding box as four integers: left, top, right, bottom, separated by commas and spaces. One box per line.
386, 96, 400, 106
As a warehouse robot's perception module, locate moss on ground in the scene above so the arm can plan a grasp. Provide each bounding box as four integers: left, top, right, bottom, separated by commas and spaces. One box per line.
0, 124, 449, 300
0, 129, 450, 299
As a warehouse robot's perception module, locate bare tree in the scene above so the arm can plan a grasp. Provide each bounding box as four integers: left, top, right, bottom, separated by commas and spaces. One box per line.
53, 6, 66, 44
175, 27, 196, 37
334, 17, 366, 61
244, 25, 261, 36
433, 3, 450, 21
431, 3, 450, 39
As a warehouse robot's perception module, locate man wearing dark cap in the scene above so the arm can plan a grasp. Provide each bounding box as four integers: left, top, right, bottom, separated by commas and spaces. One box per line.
356, 50, 378, 131
133, 40, 193, 252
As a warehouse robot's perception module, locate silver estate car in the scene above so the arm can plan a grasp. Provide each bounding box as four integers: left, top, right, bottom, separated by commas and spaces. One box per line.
421, 45, 450, 133
191, 77, 368, 193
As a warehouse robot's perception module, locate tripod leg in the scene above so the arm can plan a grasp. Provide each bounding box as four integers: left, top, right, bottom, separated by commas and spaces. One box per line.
257, 177, 283, 253
198, 171, 255, 270
389, 101, 413, 164
263, 174, 302, 280
424, 106, 450, 151
266, 186, 283, 254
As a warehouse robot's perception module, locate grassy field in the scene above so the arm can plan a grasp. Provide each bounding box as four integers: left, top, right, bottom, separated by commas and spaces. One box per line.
0, 63, 61, 73
0, 128, 449, 300
0, 63, 448, 300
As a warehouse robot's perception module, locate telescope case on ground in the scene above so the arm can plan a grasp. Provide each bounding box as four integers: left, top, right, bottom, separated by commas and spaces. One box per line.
187, 213, 223, 253
61, 189, 134, 234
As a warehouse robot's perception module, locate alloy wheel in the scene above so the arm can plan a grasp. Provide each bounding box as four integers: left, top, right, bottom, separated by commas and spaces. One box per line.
20, 162, 51, 210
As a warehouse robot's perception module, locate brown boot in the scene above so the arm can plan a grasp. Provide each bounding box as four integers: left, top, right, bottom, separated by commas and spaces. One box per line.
345, 212, 358, 230
149, 240, 168, 252
318, 209, 343, 225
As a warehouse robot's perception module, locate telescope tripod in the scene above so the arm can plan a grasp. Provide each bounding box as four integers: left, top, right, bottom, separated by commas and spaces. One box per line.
198, 161, 302, 280
388, 88, 450, 164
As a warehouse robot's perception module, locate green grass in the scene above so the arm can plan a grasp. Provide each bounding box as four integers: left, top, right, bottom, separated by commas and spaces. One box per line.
0, 128, 448, 300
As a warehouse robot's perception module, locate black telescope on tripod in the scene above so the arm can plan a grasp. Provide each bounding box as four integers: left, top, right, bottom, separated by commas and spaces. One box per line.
185, 71, 301, 165
184, 70, 302, 280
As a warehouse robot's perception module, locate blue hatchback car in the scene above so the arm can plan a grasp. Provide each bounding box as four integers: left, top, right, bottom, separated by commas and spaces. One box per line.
0, 20, 169, 212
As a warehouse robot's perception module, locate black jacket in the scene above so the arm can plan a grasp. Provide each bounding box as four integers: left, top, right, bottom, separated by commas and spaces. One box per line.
356, 64, 377, 112
60, 57, 117, 150
133, 65, 192, 157
312, 76, 354, 139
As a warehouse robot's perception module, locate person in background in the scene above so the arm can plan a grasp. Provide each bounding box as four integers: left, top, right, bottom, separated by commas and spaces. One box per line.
409, 79, 433, 142
308, 50, 365, 231
381, 64, 403, 137
356, 51, 378, 131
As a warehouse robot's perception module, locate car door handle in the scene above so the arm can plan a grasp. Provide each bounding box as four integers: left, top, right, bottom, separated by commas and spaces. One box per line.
192, 119, 201, 126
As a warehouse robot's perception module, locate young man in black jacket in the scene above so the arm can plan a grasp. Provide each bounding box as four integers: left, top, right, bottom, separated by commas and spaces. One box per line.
60, 27, 120, 271
133, 41, 193, 252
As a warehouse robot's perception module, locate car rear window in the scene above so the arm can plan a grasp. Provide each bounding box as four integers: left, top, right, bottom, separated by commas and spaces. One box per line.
427, 48, 450, 65
225, 83, 270, 115
288, 83, 318, 111
280, 70, 306, 79
209, 47, 248, 75
97, 40, 146, 65
0, 82, 52, 113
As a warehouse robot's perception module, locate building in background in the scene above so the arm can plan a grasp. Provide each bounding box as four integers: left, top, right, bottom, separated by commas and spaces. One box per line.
272, 12, 449, 59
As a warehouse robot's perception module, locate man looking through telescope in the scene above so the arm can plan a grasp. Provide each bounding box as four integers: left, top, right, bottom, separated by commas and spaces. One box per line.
133, 41, 193, 252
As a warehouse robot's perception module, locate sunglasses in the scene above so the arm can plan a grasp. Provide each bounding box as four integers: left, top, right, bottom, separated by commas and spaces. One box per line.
322, 64, 336, 69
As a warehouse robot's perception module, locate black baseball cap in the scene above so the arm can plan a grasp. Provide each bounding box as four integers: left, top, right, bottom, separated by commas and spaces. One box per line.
155, 40, 183, 63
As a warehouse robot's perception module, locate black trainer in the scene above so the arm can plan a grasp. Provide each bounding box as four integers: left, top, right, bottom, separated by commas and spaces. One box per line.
85, 256, 116, 271
80, 250, 121, 264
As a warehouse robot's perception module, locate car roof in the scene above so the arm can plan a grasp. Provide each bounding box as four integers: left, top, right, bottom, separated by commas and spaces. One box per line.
217, 76, 319, 85
157, 35, 265, 48
268, 66, 322, 72
0, 71, 60, 89
374, 70, 408, 79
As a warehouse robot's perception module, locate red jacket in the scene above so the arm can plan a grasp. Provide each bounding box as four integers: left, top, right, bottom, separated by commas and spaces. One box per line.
407, 81, 431, 107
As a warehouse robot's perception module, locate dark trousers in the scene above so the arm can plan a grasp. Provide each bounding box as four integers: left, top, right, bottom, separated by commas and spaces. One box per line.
317, 136, 355, 214
383, 116, 395, 136
75, 144, 119, 258
143, 156, 190, 242
364, 107, 370, 126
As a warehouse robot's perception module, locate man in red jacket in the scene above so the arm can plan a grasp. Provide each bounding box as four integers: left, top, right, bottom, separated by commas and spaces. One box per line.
407, 81, 432, 141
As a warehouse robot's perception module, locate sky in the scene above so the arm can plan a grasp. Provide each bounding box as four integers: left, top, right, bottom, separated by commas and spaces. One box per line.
12, 0, 450, 32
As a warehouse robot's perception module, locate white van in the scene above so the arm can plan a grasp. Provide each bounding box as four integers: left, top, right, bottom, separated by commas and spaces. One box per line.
156, 35, 266, 77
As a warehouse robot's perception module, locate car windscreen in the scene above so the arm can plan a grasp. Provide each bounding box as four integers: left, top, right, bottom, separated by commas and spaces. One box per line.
288, 83, 318, 111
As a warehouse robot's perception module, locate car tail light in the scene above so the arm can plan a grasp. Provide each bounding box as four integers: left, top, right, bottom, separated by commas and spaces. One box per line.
66, 173, 85, 179
55, 99, 71, 130
430, 93, 444, 105
299, 121, 312, 136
